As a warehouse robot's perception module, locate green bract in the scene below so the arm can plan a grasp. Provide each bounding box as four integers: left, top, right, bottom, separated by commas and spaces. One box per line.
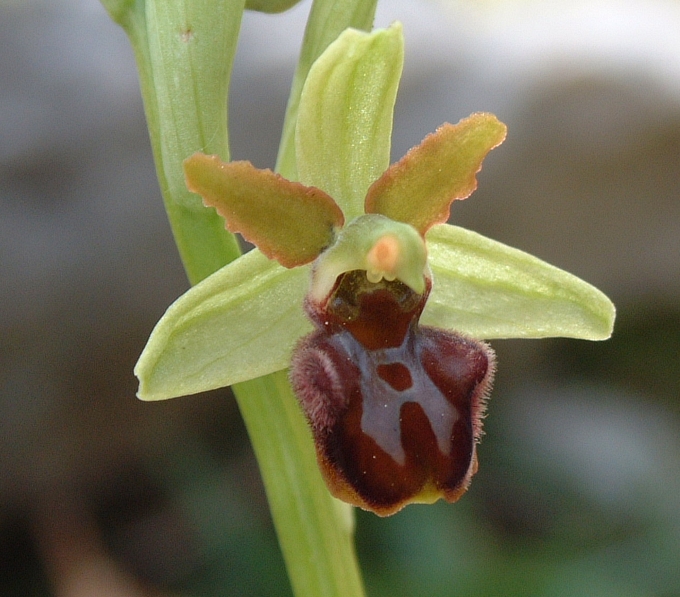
135, 24, 615, 401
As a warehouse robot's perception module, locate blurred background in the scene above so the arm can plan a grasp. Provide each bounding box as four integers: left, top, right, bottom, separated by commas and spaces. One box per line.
1, 0, 679, 595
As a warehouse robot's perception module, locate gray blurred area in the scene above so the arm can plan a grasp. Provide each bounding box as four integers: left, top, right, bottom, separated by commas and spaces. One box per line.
1, 0, 679, 596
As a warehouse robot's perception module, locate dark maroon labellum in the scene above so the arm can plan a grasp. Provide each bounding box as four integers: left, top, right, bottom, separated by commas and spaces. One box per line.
290, 270, 494, 516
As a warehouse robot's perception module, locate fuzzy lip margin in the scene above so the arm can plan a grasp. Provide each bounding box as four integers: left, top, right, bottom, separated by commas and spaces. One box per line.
290, 271, 497, 516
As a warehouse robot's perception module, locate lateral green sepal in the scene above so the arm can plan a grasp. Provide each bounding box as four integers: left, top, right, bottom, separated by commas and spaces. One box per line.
422, 224, 615, 340
135, 249, 313, 400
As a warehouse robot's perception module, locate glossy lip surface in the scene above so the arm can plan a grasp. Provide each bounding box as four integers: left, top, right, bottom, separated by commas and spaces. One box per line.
291, 270, 495, 516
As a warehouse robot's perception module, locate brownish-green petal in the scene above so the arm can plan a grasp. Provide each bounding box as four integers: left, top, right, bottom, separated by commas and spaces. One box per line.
365, 113, 507, 235
184, 153, 344, 268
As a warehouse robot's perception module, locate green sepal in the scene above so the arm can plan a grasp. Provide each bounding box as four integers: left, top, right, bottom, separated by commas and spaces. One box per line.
422, 224, 616, 340
309, 214, 427, 303
184, 153, 344, 268
365, 114, 507, 235
296, 24, 404, 219
135, 249, 313, 401
245, 0, 303, 13
274, 0, 378, 180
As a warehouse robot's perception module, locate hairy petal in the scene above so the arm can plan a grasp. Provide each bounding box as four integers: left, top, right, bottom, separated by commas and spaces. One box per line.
422, 224, 616, 340
184, 154, 344, 268
135, 249, 312, 400
296, 24, 404, 219
365, 114, 507, 235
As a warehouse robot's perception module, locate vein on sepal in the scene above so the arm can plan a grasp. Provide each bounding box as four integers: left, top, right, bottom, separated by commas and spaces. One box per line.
422, 224, 615, 340
135, 249, 312, 400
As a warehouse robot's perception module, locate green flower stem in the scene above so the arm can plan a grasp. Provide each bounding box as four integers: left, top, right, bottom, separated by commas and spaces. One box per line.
102, 0, 243, 283
236, 371, 364, 597
101, 0, 369, 595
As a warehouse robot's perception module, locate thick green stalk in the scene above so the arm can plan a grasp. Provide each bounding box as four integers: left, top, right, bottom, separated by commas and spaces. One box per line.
236, 372, 364, 597
100, 0, 371, 595
103, 0, 243, 283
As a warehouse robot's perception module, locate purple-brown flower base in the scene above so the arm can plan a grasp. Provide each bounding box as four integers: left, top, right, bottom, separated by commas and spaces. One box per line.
290, 271, 495, 516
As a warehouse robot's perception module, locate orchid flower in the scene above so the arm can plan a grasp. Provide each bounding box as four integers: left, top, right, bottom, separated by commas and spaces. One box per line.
134, 25, 614, 516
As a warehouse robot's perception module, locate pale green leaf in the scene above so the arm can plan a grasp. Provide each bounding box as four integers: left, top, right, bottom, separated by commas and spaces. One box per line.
422, 224, 615, 340
145, 0, 246, 213
296, 24, 404, 219
135, 249, 312, 400
112, 0, 245, 283
365, 114, 507, 235
99, 0, 137, 26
